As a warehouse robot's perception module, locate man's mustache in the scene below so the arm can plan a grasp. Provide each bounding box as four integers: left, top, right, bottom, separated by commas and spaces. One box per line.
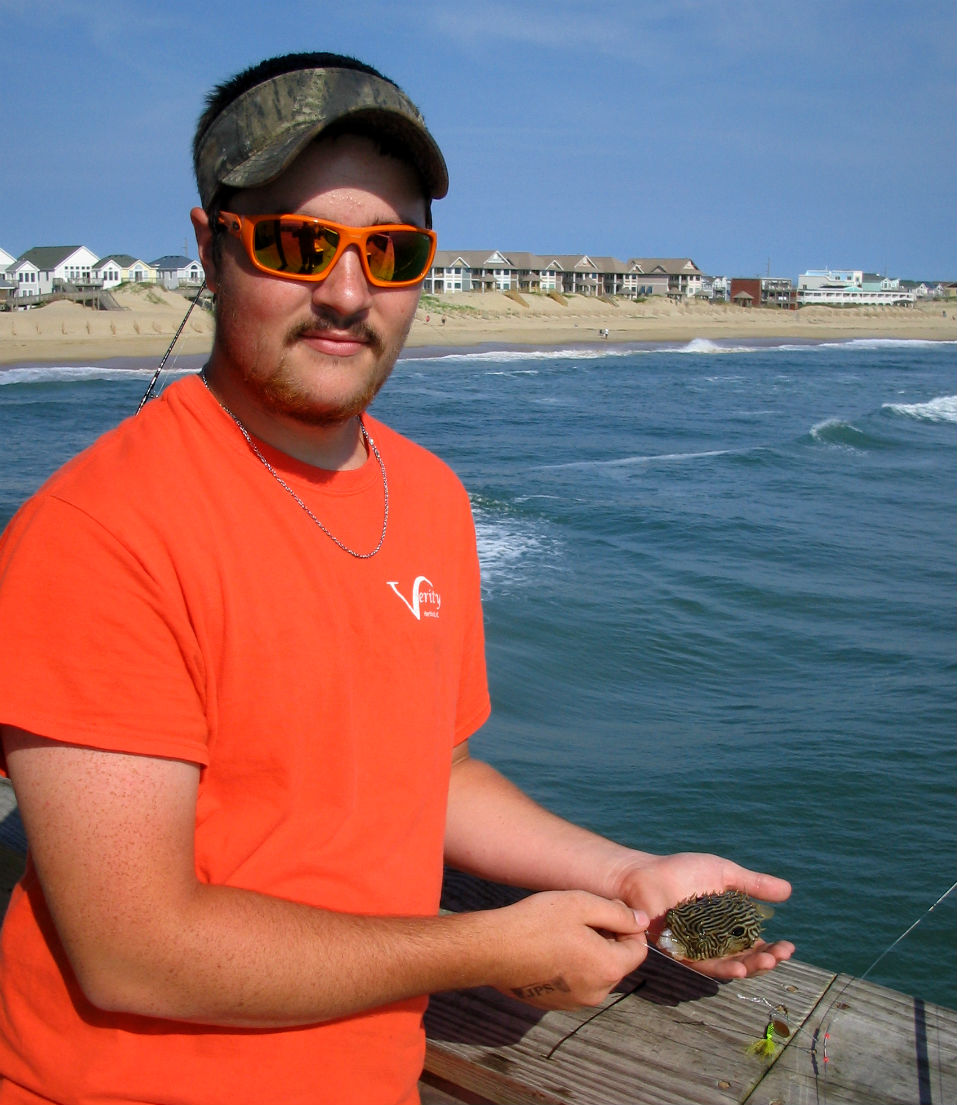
288, 311, 383, 353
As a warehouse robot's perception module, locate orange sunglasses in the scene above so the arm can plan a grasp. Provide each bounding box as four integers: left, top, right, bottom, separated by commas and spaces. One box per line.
217, 211, 436, 288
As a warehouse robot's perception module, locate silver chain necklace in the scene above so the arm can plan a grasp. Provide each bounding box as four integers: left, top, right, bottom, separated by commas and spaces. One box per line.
200, 371, 389, 559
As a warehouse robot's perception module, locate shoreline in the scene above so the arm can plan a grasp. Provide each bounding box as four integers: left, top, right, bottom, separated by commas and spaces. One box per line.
1, 287, 954, 367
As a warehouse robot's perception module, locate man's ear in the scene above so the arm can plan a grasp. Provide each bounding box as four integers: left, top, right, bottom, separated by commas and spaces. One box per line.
190, 207, 219, 294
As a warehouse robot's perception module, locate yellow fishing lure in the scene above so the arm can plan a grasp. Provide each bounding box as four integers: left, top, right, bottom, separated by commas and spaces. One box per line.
746, 1004, 790, 1059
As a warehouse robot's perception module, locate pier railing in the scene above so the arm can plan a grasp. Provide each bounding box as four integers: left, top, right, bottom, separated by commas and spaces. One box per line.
1, 782, 953, 1104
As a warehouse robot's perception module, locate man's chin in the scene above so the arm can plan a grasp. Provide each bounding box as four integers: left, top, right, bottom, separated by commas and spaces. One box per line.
285, 401, 369, 429
257, 388, 367, 428
259, 372, 389, 427
244, 338, 398, 426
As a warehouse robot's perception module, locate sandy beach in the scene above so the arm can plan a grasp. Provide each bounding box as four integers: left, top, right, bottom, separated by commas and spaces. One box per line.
0, 285, 954, 366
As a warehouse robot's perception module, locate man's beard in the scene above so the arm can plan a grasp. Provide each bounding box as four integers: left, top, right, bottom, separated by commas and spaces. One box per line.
217, 304, 401, 428
265, 313, 392, 427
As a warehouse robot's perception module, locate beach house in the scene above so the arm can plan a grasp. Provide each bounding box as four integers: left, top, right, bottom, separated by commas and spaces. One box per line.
729, 276, 796, 308
797, 268, 915, 305
626, 258, 705, 299
151, 255, 205, 291
863, 273, 900, 293
3, 243, 207, 303
425, 252, 705, 300
9, 246, 100, 300
93, 255, 158, 289
0, 248, 15, 309
546, 255, 651, 298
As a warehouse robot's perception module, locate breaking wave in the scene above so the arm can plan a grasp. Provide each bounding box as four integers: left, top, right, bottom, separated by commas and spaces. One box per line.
882, 395, 956, 424
0, 364, 194, 386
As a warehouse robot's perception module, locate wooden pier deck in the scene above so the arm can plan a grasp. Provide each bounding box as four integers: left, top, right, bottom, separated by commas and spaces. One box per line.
423, 943, 956, 1104
425, 873, 956, 1104
2, 782, 954, 1104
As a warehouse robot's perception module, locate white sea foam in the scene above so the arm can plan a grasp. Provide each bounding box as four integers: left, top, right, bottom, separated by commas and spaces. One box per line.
0, 365, 193, 386
0, 365, 141, 385
407, 335, 955, 368
412, 346, 638, 366
538, 449, 731, 472
810, 417, 844, 435
671, 337, 763, 355
808, 418, 869, 451
472, 507, 558, 597
831, 337, 955, 351
882, 394, 957, 424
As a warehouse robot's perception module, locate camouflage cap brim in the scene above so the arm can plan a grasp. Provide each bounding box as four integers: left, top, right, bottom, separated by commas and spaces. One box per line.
195, 67, 448, 209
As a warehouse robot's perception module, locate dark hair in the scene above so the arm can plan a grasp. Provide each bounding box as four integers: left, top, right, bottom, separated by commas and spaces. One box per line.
195, 52, 432, 235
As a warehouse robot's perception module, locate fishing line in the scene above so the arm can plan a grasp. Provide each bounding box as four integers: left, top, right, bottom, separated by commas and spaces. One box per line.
544, 978, 646, 1060
842, 880, 957, 991
544, 939, 754, 1060
136, 281, 207, 414
547, 883, 956, 1066
811, 880, 957, 1098
815, 880, 956, 1034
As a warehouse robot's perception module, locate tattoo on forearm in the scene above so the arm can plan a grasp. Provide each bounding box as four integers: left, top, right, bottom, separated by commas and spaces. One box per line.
511, 976, 570, 1001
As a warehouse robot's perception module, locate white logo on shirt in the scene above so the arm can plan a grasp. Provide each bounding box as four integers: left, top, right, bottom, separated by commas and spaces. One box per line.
387, 576, 442, 620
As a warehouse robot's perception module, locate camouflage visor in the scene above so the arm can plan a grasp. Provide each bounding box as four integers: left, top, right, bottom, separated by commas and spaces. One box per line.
195, 67, 448, 209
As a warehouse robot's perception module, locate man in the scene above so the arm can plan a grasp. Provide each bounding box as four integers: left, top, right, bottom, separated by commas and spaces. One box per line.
0, 52, 793, 1105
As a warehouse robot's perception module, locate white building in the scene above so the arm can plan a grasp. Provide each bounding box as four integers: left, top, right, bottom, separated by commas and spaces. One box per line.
0, 247, 16, 307
799, 268, 863, 291
93, 254, 158, 289
798, 268, 915, 306
424, 251, 705, 299
11, 245, 100, 299
151, 255, 204, 290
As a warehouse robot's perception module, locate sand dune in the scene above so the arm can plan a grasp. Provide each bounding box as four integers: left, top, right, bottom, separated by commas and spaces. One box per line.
409, 290, 956, 348
1, 285, 953, 366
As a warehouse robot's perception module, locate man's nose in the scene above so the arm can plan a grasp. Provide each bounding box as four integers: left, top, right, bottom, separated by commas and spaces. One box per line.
310, 245, 373, 317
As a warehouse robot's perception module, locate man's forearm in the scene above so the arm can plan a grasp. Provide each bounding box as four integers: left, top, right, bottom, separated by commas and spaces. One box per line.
83, 887, 510, 1027
444, 753, 650, 898
4, 732, 598, 1028
76, 876, 649, 1025
443, 753, 797, 982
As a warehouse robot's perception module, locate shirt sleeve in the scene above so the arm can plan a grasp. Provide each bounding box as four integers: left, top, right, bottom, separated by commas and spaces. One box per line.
0, 493, 210, 771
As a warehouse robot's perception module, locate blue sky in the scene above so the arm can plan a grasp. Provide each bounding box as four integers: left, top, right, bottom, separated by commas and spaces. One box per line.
2, 0, 954, 281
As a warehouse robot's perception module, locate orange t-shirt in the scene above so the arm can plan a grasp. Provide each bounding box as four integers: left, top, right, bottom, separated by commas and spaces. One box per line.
0, 375, 490, 1105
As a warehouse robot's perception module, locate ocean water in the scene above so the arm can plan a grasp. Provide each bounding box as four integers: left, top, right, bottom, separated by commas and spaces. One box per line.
1, 336, 955, 1009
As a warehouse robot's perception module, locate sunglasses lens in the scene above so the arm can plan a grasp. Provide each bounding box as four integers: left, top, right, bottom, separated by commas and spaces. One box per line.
366, 230, 433, 284
252, 219, 340, 277
232, 215, 432, 284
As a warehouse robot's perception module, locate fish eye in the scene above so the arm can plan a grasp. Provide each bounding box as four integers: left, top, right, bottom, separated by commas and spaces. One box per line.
730, 926, 746, 937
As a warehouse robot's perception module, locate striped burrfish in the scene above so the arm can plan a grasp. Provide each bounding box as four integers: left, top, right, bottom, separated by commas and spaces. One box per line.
657, 890, 773, 960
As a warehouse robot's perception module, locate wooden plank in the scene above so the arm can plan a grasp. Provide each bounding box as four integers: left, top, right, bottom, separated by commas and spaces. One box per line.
3, 810, 953, 1104
426, 954, 835, 1104
427, 957, 957, 1105
430, 871, 957, 1105
752, 973, 957, 1105
419, 1072, 497, 1105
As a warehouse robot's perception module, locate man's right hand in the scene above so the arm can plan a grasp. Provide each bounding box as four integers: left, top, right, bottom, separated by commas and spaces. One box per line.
488, 890, 648, 1010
